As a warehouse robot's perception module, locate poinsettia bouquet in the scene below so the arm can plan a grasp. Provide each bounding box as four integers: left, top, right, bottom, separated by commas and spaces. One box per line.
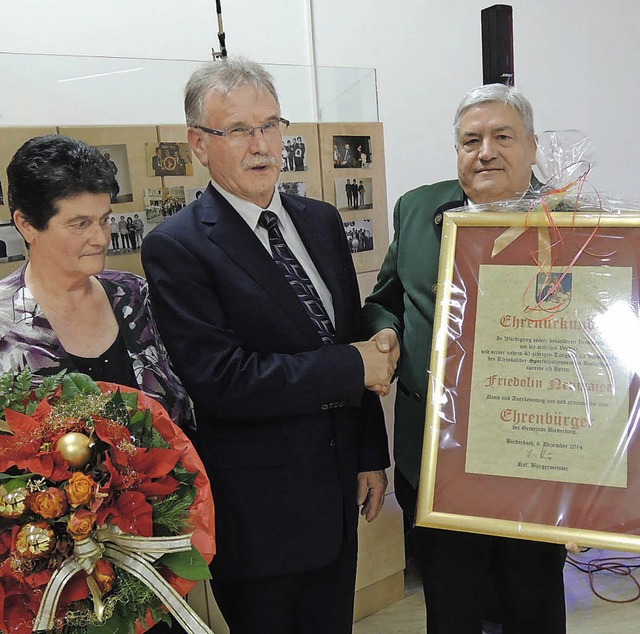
0, 370, 215, 634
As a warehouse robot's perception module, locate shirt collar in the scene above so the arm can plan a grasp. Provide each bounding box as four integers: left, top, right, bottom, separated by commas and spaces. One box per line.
210, 180, 283, 230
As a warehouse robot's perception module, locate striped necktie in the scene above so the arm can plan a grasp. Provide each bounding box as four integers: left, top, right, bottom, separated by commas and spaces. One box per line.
259, 210, 335, 344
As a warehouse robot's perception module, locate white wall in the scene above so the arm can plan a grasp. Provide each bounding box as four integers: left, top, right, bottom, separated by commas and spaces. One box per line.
309, 0, 640, 203
2, 0, 639, 211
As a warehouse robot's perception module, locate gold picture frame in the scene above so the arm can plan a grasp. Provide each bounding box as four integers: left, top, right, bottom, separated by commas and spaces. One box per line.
416, 208, 640, 553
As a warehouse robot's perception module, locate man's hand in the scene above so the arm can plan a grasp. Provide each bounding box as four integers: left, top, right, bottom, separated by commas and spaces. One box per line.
368, 329, 400, 396
357, 470, 388, 522
350, 340, 395, 390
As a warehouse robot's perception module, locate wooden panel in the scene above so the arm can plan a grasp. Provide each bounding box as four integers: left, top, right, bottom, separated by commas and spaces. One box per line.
318, 122, 389, 273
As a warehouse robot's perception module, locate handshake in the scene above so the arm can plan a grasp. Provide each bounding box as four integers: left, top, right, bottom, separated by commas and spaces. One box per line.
351, 328, 400, 397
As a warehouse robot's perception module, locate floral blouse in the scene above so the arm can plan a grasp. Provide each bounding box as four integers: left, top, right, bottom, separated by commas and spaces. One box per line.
0, 266, 195, 435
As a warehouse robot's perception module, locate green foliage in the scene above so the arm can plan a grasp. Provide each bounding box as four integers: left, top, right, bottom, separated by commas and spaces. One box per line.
0, 474, 30, 492
171, 464, 198, 487
61, 373, 102, 398
152, 486, 197, 534
0, 368, 65, 419
127, 407, 168, 449
159, 545, 212, 581
102, 389, 130, 427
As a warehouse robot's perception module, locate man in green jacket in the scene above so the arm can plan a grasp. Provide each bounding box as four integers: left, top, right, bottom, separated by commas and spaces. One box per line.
363, 83, 567, 633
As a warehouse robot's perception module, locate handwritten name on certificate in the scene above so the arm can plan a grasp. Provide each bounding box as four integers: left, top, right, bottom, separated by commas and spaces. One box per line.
465, 265, 633, 487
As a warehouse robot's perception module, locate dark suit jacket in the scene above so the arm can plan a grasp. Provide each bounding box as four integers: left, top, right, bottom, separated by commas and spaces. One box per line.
141, 185, 389, 579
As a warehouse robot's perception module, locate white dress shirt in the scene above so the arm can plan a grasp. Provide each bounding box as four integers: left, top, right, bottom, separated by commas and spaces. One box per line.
210, 181, 335, 326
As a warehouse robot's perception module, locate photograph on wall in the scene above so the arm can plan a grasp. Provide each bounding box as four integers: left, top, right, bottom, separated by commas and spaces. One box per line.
95, 144, 133, 204
278, 181, 307, 197
146, 142, 193, 177
281, 135, 308, 172
0, 222, 25, 263
186, 187, 207, 204
108, 213, 147, 253
335, 177, 373, 210
343, 219, 374, 254
333, 135, 372, 169
144, 186, 187, 223
0, 180, 4, 205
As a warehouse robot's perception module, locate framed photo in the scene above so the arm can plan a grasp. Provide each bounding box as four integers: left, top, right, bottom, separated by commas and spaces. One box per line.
95, 144, 133, 203
107, 212, 147, 253
416, 209, 640, 553
332, 135, 372, 169
156, 126, 211, 189
334, 177, 373, 211
278, 181, 307, 197
282, 134, 308, 173
342, 219, 374, 253
145, 142, 193, 177
143, 186, 186, 223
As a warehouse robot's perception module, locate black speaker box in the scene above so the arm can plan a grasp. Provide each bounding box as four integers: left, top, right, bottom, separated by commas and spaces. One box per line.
481, 4, 514, 85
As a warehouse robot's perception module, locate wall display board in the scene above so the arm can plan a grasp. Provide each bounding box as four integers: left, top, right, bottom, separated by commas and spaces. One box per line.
318, 122, 388, 273
0, 122, 389, 275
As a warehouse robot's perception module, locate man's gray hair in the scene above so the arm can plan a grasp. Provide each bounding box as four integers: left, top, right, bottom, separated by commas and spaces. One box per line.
184, 58, 279, 127
453, 83, 535, 143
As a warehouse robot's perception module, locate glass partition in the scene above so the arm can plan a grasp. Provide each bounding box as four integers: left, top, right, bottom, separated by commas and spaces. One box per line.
0, 53, 378, 125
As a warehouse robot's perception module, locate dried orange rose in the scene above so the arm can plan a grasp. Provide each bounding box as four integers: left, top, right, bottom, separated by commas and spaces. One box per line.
67, 509, 97, 541
94, 558, 116, 593
28, 487, 68, 519
66, 472, 96, 508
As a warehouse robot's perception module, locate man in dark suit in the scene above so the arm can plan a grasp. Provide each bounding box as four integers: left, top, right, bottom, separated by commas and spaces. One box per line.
141, 58, 392, 634
363, 83, 567, 633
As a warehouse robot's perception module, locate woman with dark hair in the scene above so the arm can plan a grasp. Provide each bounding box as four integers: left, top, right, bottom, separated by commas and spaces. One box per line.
0, 134, 194, 633
0, 133, 194, 435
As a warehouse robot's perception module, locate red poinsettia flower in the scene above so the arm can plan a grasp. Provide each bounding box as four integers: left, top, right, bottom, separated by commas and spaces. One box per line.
137, 474, 180, 497
99, 490, 154, 537
128, 447, 181, 480
104, 444, 181, 495
0, 410, 42, 471
3, 596, 35, 634
92, 416, 132, 450
0, 409, 72, 481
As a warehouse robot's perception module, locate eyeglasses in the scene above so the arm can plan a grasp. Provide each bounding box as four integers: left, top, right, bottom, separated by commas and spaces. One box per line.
195, 117, 290, 143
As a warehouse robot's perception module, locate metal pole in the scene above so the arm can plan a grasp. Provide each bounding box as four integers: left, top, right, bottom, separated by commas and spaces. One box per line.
212, 0, 227, 59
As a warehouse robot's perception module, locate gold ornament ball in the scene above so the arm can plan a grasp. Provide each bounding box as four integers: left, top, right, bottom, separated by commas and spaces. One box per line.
55, 432, 93, 468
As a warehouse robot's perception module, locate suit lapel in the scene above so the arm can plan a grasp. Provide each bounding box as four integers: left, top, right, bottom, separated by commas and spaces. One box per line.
197, 186, 324, 345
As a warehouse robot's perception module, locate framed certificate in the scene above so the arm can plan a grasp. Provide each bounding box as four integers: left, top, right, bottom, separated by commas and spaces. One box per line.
416, 208, 640, 552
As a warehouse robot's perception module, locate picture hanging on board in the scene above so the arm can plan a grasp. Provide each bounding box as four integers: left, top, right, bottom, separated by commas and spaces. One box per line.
95, 144, 133, 203
145, 142, 193, 177
332, 135, 372, 169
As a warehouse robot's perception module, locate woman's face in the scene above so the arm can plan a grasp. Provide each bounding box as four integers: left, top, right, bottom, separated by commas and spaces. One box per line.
18, 192, 112, 279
